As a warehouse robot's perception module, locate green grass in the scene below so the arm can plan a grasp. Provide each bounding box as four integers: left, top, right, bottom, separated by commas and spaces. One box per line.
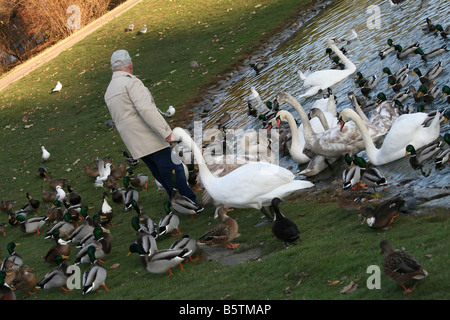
0, 0, 449, 301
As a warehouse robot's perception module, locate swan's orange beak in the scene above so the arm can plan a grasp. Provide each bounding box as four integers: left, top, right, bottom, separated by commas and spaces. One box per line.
276, 118, 281, 127
339, 118, 345, 131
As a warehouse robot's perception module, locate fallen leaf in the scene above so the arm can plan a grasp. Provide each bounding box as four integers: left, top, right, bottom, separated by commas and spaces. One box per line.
328, 280, 340, 286
110, 263, 120, 269
340, 281, 358, 294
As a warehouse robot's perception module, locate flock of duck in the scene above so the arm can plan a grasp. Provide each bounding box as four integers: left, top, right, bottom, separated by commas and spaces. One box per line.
183, 16, 449, 293
1, 13, 449, 299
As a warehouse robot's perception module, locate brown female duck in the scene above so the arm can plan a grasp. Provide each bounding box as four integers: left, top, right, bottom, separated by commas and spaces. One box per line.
197, 206, 240, 249
380, 239, 428, 293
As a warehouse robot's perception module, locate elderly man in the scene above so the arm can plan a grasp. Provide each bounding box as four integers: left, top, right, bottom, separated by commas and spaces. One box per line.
104, 49, 201, 211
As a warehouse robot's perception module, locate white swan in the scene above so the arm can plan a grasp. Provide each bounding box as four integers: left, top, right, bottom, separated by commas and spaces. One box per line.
298, 37, 357, 99
172, 127, 314, 210
338, 108, 441, 166
276, 92, 384, 158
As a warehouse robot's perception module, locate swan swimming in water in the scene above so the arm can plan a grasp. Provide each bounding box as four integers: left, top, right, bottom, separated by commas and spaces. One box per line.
298, 37, 357, 99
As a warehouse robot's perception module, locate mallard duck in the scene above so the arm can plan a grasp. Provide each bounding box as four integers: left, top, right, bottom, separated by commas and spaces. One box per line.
418, 84, 440, 103
110, 162, 127, 180
357, 75, 378, 96
16, 215, 47, 235
41, 185, 56, 203
414, 46, 447, 61
129, 200, 158, 237
44, 229, 71, 263
412, 62, 443, 84
66, 185, 82, 206
130, 244, 192, 275
36, 166, 48, 180
422, 17, 435, 33
36, 253, 73, 291
435, 133, 450, 166
354, 156, 387, 192
0, 271, 16, 300
0, 200, 15, 213
1, 242, 23, 272
360, 196, 405, 229
250, 58, 269, 75
395, 42, 419, 59
122, 176, 139, 211
270, 198, 300, 247
66, 206, 95, 245
158, 201, 181, 237
83, 163, 99, 178
75, 227, 111, 265
442, 85, 450, 104
45, 212, 75, 239
98, 192, 113, 227
434, 24, 449, 38
44, 173, 68, 191
381, 64, 410, 83
45, 200, 64, 222
342, 154, 362, 190
22, 192, 40, 214
169, 235, 198, 262
82, 246, 109, 295
380, 240, 428, 293
378, 38, 395, 59
41, 146, 50, 162
247, 102, 258, 117
405, 142, 441, 169
127, 171, 149, 191
130, 216, 158, 255
11, 264, 38, 295
197, 206, 240, 249
122, 151, 139, 167
388, 73, 409, 92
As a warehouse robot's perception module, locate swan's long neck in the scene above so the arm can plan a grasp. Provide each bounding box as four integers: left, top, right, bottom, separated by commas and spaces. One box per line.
349, 94, 370, 122
178, 130, 215, 186
279, 111, 302, 151
278, 93, 316, 143
310, 108, 330, 130
329, 42, 356, 72
340, 109, 378, 157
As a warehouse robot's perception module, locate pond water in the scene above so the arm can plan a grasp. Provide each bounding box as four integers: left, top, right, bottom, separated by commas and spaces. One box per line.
194, 0, 449, 191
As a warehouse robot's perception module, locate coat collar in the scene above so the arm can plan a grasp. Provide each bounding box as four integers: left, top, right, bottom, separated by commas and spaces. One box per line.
112, 70, 133, 78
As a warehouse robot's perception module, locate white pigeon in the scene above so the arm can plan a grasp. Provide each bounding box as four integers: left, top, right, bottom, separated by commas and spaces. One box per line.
93, 176, 104, 189
41, 146, 51, 162
98, 163, 112, 181
55, 185, 66, 201
158, 105, 176, 117
138, 25, 147, 34
52, 81, 62, 93
128, 22, 134, 31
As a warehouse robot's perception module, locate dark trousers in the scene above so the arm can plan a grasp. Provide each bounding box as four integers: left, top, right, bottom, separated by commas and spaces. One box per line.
141, 147, 197, 203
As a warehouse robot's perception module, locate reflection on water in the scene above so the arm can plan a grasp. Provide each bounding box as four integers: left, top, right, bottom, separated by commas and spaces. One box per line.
198, 0, 450, 189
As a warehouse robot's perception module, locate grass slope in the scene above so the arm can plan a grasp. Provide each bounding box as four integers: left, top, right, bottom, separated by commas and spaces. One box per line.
0, 0, 448, 301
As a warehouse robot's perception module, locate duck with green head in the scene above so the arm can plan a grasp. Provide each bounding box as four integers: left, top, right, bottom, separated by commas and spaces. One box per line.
412, 61, 443, 84
1, 242, 23, 273
442, 85, 450, 104
75, 227, 111, 265
388, 73, 409, 92
0, 271, 16, 300
405, 142, 441, 169
378, 38, 395, 59
434, 24, 449, 38
417, 84, 440, 103
82, 246, 109, 295
44, 229, 71, 263
413, 46, 447, 61
131, 216, 158, 255
158, 201, 181, 237
36, 253, 73, 291
395, 42, 420, 59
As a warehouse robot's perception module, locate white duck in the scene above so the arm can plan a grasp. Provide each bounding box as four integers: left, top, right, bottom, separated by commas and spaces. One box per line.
41, 146, 50, 162
276, 92, 384, 158
171, 127, 314, 211
338, 108, 441, 166
298, 37, 356, 99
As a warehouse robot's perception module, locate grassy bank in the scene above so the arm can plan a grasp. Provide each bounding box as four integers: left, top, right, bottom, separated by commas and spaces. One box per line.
0, 0, 448, 301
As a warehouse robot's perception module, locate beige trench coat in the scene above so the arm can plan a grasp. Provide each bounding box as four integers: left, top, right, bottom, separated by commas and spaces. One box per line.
104, 71, 172, 159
